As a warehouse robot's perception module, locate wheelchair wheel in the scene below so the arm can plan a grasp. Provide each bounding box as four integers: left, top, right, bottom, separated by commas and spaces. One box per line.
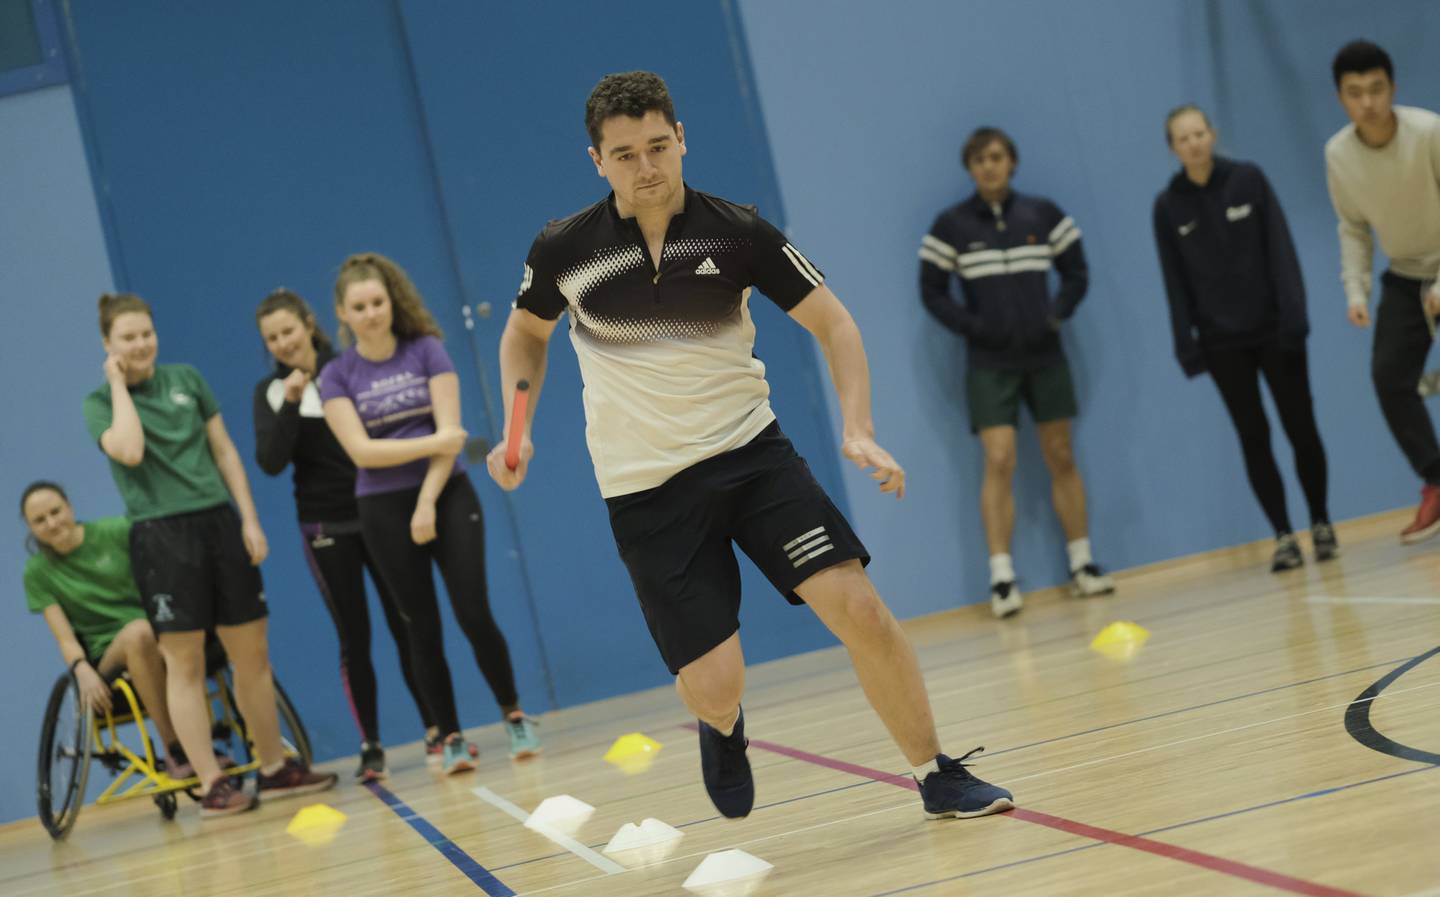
273, 678, 313, 767
220, 669, 314, 768
154, 791, 178, 821
36, 671, 93, 840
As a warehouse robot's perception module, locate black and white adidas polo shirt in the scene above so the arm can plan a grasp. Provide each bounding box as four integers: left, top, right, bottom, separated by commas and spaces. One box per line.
515, 185, 824, 497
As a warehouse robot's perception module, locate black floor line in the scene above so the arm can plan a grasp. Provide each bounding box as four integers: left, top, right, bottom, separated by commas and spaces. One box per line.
1344, 646, 1440, 765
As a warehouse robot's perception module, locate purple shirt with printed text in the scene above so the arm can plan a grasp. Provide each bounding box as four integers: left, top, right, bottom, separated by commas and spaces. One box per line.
318, 335, 465, 496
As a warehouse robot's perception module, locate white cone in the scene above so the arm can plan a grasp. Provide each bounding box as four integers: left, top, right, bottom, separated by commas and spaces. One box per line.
603, 817, 684, 866
683, 849, 774, 893
524, 795, 595, 837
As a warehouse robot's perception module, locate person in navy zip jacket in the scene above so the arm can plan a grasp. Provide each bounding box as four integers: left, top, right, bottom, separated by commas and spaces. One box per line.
1153, 106, 1334, 572
920, 127, 1114, 619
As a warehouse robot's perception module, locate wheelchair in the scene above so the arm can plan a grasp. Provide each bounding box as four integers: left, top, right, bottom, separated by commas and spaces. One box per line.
35, 639, 312, 839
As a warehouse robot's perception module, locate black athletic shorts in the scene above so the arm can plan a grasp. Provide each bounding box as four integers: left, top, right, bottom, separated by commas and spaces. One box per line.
129, 504, 268, 634
605, 421, 869, 674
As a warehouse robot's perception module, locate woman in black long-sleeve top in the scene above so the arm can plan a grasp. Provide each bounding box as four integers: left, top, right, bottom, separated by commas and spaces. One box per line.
1153, 105, 1335, 572
254, 289, 435, 780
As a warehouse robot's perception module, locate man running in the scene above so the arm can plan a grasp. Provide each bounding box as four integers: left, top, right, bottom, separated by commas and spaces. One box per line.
487, 71, 1013, 822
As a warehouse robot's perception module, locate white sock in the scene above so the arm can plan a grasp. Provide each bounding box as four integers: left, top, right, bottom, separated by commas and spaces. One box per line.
1067, 538, 1093, 573
989, 553, 1015, 584
714, 707, 740, 738
911, 757, 940, 781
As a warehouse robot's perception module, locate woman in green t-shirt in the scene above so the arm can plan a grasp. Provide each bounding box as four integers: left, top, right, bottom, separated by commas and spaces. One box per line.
21, 481, 187, 774
84, 293, 337, 817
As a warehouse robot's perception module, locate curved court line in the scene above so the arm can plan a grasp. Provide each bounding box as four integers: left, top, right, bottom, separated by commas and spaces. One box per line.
1343, 646, 1440, 765
999, 678, 1440, 788
505, 679, 1440, 897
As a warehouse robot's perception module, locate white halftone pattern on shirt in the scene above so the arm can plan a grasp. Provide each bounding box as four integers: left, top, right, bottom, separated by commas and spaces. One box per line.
557, 245, 646, 305
557, 240, 751, 343
663, 236, 745, 261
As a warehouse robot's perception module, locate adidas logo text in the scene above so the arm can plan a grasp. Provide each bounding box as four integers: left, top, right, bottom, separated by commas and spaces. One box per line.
696, 257, 720, 275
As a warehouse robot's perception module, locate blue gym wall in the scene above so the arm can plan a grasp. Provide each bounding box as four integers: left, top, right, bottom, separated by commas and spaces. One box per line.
0, 0, 840, 826
0, 82, 121, 827
739, 0, 1440, 618
3, 0, 1438, 828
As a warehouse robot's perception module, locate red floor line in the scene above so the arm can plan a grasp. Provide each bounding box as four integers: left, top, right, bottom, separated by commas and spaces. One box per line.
743, 735, 1368, 897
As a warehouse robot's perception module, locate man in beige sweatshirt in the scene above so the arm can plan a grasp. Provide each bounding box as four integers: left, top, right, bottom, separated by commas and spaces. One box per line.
1325, 39, 1440, 544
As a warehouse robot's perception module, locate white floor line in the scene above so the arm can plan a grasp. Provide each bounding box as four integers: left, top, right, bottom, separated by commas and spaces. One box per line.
1000, 679, 1440, 787
513, 798, 921, 897
483, 685, 1440, 892
1307, 595, 1440, 606
471, 786, 624, 875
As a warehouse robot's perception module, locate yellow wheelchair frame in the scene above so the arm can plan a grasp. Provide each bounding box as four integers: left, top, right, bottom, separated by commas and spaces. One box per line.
37, 660, 311, 839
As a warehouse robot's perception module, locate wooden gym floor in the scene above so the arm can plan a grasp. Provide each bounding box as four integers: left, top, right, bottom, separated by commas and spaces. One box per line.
1, 508, 1437, 896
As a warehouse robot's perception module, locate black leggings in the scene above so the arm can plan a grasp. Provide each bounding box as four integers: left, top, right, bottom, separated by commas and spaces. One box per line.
1371, 272, 1440, 482
299, 522, 433, 744
358, 473, 520, 735
1205, 342, 1329, 534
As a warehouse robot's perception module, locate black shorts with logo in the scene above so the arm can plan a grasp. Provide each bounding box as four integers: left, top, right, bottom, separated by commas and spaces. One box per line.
605, 421, 869, 674
129, 504, 268, 634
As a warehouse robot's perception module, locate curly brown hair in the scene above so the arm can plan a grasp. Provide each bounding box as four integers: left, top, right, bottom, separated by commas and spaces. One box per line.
585, 71, 677, 148
333, 253, 443, 346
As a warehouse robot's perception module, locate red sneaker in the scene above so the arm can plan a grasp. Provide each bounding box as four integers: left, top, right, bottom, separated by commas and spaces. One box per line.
1400, 484, 1440, 544
199, 777, 258, 818
256, 758, 338, 800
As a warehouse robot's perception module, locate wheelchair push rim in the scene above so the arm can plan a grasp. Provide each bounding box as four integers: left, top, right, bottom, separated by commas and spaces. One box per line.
36, 667, 93, 840
216, 667, 313, 768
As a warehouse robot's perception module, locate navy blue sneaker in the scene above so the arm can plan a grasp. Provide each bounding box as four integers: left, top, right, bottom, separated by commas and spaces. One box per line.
917, 748, 1014, 819
698, 707, 754, 819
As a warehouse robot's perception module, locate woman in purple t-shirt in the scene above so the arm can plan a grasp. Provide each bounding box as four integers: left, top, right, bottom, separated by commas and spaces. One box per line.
319, 252, 540, 772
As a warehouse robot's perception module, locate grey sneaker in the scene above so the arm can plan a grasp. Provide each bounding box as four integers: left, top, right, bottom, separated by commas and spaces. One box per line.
1271, 534, 1303, 572
1312, 523, 1339, 562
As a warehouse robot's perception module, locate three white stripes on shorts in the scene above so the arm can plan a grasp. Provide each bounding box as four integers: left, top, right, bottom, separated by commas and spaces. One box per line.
784, 525, 833, 568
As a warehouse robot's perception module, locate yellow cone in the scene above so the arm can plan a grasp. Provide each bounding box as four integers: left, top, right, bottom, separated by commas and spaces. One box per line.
604, 733, 663, 775
286, 803, 348, 846
1090, 621, 1151, 661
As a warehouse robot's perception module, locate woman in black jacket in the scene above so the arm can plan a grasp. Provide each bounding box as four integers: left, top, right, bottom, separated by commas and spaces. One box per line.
1153, 105, 1335, 572
254, 289, 436, 779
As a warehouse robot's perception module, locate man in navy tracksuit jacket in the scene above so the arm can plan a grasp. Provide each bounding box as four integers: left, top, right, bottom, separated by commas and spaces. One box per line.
1153, 105, 1332, 573
919, 126, 1114, 619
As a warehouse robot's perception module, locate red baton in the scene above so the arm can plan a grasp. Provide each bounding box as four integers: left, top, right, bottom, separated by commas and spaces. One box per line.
505, 380, 530, 471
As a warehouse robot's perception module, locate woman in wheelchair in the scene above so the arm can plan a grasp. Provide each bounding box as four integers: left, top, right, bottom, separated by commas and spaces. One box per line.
22, 481, 192, 776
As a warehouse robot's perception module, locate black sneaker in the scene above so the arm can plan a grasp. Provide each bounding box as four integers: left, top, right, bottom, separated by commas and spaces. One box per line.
1312, 523, 1340, 562
917, 748, 1015, 819
355, 742, 385, 781
698, 707, 754, 819
1271, 534, 1303, 572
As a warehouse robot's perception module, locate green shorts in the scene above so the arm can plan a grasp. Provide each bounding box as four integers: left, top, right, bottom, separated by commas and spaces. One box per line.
966, 360, 1078, 433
